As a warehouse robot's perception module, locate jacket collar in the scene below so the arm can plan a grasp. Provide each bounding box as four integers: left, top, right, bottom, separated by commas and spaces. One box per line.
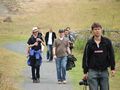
91, 36, 106, 44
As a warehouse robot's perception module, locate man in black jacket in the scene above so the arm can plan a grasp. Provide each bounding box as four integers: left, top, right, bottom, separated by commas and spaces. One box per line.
82, 23, 115, 90
45, 28, 56, 61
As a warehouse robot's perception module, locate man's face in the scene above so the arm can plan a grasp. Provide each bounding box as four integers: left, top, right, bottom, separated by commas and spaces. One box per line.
92, 27, 102, 37
49, 29, 52, 32
64, 30, 69, 35
33, 30, 38, 36
59, 32, 64, 38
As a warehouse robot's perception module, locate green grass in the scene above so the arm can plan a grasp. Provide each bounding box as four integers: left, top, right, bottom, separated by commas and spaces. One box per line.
68, 50, 83, 90
0, 34, 28, 46
69, 49, 120, 90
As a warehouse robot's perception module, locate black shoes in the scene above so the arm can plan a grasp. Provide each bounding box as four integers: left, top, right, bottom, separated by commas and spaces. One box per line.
37, 78, 40, 83
33, 79, 37, 83
33, 78, 40, 83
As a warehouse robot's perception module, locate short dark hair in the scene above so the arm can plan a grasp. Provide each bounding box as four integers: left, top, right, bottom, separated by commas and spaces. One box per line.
64, 29, 69, 32
66, 27, 70, 30
91, 22, 102, 30
59, 29, 64, 33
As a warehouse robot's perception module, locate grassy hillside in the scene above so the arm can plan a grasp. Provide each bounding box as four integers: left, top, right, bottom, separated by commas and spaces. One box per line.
0, 0, 120, 90
0, 0, 120, 36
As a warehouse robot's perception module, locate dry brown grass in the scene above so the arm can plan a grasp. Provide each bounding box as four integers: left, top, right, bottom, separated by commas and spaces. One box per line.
0, 75, 17, 90
0, 48, 25, 90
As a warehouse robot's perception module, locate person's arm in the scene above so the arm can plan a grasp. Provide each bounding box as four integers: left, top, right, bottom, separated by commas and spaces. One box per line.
28, 42, 38, 48
41, 40, 45, 46
27, 37, 38, 48
82, 43, 89, 74
36, 37, 45, 46
26, 44, 30, 57
53, 47, 56, 56
108, 40, 116, 76
53, 40, 57, 59
26, 42, 38, 57
41, 37, 45, 46
53, 47, 57, 59
66, 40, 71, 54
45, 32, 48, 45
41, 32, 45, 38
67, 47, 71, 54
54, 32, 57, 39
82, 43, 89, 79
109, 40, 115, 70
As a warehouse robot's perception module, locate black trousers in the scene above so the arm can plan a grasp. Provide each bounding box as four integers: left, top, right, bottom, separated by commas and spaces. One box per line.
47, 45, 53, 61
31, 65, 40, 80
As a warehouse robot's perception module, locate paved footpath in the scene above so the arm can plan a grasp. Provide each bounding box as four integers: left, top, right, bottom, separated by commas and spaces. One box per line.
3, 42, 73, 90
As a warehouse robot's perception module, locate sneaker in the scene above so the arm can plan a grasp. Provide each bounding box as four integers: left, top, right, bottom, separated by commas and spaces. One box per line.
33, 79, 37, 83
58, 81, 62, 84
37, 78, 40, 83
63, 80, 67, 84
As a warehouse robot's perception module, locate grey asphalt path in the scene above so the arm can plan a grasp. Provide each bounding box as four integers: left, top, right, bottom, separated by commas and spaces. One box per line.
3, 41, 73, 90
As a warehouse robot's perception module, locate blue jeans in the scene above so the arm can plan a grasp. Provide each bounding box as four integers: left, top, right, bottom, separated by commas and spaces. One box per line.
47, 45, 53, 61
55, 56, 67, 81
88, 69, 109, 90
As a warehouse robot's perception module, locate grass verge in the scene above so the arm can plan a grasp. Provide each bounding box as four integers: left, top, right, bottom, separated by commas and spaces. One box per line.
0, 48, 26, 90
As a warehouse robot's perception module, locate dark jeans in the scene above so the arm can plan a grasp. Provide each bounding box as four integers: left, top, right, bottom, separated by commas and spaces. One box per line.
31, 65, 40, 80
47, 45, 53, 61
88, 69, 109, 90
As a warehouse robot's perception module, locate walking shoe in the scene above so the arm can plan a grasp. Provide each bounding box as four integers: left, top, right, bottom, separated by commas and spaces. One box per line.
58, 81, 62, 84
63, 80, 67, 84
33, 79, 37, 83
37, 78, 40, 83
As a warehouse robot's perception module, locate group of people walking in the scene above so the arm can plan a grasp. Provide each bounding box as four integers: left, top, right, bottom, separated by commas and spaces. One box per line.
26, 22, 116, 90
26, 27, 74, 84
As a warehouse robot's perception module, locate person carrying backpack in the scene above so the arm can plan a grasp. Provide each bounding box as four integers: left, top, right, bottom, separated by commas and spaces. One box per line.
64, 27, 75, 53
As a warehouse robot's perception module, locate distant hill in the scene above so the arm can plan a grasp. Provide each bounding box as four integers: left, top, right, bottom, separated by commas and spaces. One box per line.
0, 0, 120, 33
0, 0, 21, 15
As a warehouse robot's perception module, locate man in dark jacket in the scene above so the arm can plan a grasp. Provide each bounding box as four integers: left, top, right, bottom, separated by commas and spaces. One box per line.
45, 28, 56, 61
82, 23, 115, 90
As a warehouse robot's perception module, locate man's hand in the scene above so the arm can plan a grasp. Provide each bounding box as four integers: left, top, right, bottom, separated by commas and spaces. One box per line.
34, 42, 38, 46
111, 70, 115, 77
53, 55, 57, 60
26, 53, 29, 58
83, 73, 88, 80
36, 38, 42, 42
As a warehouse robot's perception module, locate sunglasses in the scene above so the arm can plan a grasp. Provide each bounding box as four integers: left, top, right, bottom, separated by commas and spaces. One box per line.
33, 31, 38, 33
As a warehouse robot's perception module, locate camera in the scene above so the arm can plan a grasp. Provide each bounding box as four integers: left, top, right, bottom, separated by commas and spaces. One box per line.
79, 79, 88, 86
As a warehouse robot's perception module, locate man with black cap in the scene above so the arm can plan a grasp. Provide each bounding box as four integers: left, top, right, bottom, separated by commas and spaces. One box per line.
53, 29, 71, 84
